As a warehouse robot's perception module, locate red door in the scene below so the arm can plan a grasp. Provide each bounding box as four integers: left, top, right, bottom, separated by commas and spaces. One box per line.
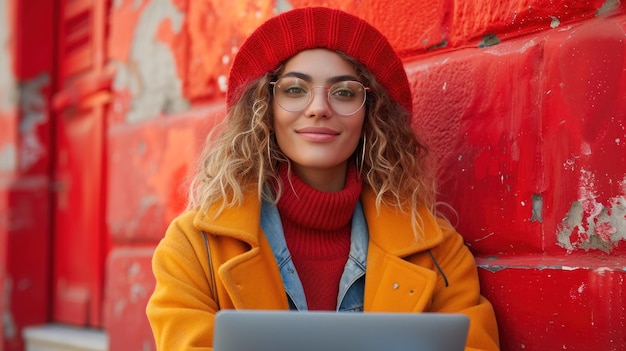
52, 105, 106, 327
51, 0, 110, 327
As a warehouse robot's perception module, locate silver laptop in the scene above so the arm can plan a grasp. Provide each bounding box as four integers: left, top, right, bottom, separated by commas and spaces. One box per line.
213, 310, 469, 351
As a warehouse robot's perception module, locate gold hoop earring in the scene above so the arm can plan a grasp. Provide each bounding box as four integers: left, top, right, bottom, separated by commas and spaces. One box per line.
358, 135, 366, 177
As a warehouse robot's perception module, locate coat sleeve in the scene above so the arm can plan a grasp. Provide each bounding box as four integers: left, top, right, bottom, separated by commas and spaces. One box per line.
146, 212, 218, 351
425, 218, 500, 351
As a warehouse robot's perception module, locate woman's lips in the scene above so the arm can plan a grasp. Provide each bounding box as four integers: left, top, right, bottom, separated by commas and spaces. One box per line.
296, 127, 340, 142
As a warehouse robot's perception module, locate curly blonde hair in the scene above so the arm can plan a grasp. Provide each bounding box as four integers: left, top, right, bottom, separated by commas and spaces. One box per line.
187, 53, 436, 237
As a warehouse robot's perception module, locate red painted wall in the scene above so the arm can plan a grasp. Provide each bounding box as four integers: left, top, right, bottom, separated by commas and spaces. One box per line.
407, 14, 626, 349
1, 0, 625, 350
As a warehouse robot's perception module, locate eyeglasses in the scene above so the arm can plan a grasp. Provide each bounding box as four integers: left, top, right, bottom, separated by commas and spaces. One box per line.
270, 76, 369, 116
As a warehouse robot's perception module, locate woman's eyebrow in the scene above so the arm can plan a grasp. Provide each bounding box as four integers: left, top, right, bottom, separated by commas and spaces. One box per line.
281, 71, 312, 81
280, 71, 360, 83
327, 75, 360, 83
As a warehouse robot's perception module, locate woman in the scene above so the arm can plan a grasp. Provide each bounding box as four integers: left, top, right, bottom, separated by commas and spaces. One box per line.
147, 6, 499, 351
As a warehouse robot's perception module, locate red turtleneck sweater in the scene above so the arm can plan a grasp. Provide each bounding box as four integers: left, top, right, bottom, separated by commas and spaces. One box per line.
277, 165, 362, 310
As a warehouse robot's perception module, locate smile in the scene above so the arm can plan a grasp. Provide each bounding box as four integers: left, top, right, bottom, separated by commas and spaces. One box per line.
295, 127, 340, 142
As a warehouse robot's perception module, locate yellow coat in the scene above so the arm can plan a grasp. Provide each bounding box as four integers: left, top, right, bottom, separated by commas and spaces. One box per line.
147, 189, 500, 350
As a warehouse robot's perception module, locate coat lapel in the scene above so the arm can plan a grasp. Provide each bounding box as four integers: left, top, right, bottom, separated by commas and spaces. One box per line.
194, 193, 290, 310
364, 242, 437, 312
217, 238, 290, 310
360, 189, 443, 312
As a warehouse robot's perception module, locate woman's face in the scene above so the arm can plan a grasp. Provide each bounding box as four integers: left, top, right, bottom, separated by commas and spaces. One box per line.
272, 49, 366, 191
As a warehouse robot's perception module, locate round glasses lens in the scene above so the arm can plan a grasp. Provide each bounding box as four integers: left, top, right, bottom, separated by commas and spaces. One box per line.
328, 81, 367, 115
273, 77, 311, 112
273, 77, 367, 115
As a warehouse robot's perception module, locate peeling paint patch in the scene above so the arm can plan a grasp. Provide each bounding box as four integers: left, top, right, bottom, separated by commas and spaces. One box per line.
478, 33, 500, 48
113, 0, 189, 123
2, 277, 16, 340
477, 264, 584, 273
557, 172, 626, 253
18, 74, 50, 170
0, 0, 16, 112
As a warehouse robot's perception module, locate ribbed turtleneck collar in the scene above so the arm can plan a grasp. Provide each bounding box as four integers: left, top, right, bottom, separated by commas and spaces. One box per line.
276, 164, 362, 231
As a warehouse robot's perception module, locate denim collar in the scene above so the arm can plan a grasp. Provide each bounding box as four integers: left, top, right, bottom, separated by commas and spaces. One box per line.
261, 199, 368, 311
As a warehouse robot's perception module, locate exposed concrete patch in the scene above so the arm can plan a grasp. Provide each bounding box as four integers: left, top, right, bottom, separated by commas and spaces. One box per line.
113, 0, 141, 8
0, 0, 16, 112
596, 0, 621, 16
0, 144, 17, 171
478, 33, 500, 48
550, 16, 561, 29
18, 74, 50, 170
274, 0, 293, 13
113, 0, 189, 123
530, 193, 543, 222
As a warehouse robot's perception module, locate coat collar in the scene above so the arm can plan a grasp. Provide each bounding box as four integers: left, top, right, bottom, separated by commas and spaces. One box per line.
360, 188, 444, 257
193, 188, 444, 257
192, 190, 262, 247
191, 188, 443, 311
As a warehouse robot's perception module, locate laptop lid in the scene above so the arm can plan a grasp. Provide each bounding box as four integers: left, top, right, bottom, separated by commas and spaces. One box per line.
213, 310, 469, 351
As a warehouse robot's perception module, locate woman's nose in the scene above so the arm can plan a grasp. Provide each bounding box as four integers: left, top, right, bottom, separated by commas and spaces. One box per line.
305, 87, 332, 118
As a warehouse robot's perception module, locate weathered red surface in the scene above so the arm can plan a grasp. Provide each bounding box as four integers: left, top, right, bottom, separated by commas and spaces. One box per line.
447, 0, 610, 46
409, 12, 626, 348
106, 105, 222, 243
410, 13, 626, 257
0, 180, 51, 351
0, 0, 54, 349
478, 256, 626, 350
103, 247, 157, 351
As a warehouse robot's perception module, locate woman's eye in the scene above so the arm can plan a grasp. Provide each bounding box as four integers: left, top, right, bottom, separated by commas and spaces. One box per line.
284, 86, 307, 95
331, 88, 356, 99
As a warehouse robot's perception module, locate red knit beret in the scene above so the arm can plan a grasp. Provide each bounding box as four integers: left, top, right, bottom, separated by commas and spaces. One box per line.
227, 7, 413, 113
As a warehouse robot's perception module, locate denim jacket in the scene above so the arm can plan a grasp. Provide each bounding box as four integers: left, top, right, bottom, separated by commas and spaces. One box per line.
260, 199, 368, 311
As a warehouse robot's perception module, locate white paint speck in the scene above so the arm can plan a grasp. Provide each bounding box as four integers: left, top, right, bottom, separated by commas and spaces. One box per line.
581, 142, 591, 156
550, 16, 560, 28
218, 75, 228, 93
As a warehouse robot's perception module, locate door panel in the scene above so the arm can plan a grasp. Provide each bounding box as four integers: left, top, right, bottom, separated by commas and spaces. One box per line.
52, 105, 105, 327
51, 0, 110, 327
